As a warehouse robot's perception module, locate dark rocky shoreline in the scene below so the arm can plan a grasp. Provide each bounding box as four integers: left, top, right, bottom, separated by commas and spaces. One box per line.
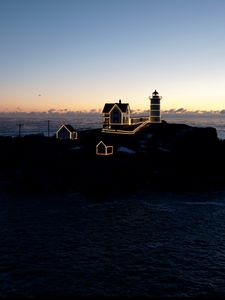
0, 122, 224, 197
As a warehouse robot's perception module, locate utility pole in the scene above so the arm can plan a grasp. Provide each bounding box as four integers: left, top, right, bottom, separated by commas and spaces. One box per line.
18, 123, 24, 137
47, 120, 50, 137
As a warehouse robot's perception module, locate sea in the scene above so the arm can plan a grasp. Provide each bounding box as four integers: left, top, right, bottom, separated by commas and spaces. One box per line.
0, 111, 225, 139
1, 112, 225, 298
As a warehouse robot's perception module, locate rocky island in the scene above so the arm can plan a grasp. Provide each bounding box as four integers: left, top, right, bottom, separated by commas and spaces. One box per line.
0, 121, 224, 197
0, 91, 224, 197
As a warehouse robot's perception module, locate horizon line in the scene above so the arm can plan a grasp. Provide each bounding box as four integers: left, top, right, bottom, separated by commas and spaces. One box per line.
0, 109, 225, 115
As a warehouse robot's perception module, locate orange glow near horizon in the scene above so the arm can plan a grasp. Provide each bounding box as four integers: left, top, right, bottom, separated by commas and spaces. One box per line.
2, 1, 225, 114
1, 83, 225, 113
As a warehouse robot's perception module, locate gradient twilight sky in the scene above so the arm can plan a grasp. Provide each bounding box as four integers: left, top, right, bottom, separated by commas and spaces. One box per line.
1, 0, 225, 112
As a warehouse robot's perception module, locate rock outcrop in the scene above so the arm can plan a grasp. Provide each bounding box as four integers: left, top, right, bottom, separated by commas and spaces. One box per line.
0, 123, 224, 196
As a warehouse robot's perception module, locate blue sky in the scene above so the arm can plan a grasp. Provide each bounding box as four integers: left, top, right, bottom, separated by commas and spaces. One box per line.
1, 0, 225, 111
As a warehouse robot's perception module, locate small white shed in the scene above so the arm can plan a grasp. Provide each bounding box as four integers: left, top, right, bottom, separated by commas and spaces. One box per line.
56, 124, 78, 140
96, 141, 113, 155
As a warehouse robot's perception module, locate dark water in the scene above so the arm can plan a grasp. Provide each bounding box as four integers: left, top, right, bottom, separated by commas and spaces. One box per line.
0, 114, 102, 137
1, 190, 225, 297
0, 113, 225, 139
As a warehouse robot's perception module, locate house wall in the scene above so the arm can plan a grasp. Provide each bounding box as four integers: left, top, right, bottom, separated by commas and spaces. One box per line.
71, 132, 78, 140
103, 114, 110, 128
96, 143, 106, 155
123, 114, 130, 124
106, 146, 113, 155
110, 106, 122, 124
57, 127, 70, 140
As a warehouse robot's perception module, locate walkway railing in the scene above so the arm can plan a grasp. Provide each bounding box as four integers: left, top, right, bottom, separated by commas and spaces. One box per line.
102, 120, 150, 135
130, 116, 149, 124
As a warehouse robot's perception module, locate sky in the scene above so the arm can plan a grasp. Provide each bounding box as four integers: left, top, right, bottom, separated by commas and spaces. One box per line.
1, 0, 225, 112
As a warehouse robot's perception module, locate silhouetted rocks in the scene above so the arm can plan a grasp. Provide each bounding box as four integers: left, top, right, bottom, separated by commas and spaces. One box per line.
0, 123, 224, 197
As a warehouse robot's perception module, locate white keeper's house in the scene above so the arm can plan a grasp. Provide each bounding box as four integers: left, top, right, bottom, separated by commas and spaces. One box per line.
102, 100, 131, 128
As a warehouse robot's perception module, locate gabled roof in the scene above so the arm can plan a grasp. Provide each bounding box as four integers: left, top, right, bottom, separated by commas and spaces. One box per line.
102, 103, 114, 113
102, 102, 129, 113
96, 141, 107, 148
58, 124, 76, 133
96, 140, 113, 148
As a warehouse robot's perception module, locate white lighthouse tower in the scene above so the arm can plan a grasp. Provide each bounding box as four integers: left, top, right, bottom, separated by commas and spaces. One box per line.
149, 90, 162, 123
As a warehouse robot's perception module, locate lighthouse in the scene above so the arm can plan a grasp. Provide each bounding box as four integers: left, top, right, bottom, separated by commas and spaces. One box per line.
149, 90, 162, 123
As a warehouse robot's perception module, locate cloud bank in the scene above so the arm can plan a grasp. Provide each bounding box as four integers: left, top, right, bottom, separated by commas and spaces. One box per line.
0, 108, 225, 118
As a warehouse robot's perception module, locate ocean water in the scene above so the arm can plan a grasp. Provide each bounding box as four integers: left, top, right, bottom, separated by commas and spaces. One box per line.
1, 190, 225, 297
164, 113, 225, 140
0, 112, 225, 139
1, 112, 225, 297
0, 113, 102, 137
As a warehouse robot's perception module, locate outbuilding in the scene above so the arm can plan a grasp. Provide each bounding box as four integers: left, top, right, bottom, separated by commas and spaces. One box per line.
56, 124, 78, 140
96, 141, 113, 155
